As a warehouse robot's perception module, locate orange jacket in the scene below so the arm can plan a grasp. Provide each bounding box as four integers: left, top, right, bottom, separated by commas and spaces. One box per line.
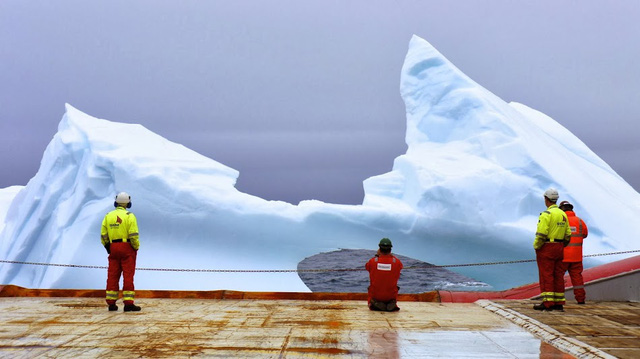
563, 211, 588, 262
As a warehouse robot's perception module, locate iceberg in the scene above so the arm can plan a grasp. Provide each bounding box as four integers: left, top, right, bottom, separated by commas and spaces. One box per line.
1, 35, 639, 292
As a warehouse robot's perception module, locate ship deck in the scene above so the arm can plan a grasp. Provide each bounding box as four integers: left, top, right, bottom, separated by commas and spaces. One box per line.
1, 287, 638, 358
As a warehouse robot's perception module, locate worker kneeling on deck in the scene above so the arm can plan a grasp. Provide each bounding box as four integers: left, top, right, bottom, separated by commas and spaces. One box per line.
365, 238, 403, 312
100, 192, 141, 312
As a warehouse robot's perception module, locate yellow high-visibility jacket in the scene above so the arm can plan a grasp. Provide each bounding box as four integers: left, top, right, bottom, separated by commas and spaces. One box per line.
100, 206, 140, 250
534, 204, 571, 250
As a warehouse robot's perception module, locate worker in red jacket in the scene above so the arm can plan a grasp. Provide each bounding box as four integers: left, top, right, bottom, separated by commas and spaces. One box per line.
365, 238, 403, 311
559, 200, 589, 304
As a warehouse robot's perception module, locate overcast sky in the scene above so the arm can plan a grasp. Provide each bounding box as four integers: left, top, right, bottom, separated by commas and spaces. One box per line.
1, 1, 639, 205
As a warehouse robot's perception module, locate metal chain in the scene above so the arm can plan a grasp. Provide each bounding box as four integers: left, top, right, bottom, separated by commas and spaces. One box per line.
1, 249, 639, 273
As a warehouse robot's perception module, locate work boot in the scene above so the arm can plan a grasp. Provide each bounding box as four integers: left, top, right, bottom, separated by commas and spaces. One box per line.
124, 304, 141, 312
577, 301, 585, 305
108, 304, 118, 311
533, 303, 551, 311
386, 301, 399, 312
372, 300, 387, 312
551, 304, 564, 312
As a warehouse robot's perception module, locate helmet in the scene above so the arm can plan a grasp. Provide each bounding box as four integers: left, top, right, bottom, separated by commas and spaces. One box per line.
559, 200, 574, 211
543, 188, 559, 201
379, 238, 393, 248
114, 192, 132, 208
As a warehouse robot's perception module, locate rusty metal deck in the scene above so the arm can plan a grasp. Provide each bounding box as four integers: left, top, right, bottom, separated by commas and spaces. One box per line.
1, 284, 637, 358
491, 300, 640, 359
1, 297, 573, 358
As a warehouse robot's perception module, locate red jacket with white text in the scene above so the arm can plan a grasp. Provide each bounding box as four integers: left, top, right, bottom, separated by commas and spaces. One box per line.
366, 254, 403, 303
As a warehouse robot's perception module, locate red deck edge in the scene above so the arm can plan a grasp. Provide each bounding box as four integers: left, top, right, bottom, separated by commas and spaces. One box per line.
2, 255, 638, 303
0, 286, 441, 302
440, 254, 640, 303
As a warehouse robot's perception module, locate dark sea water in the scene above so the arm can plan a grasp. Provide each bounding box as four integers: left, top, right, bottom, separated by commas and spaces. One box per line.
297, 249, 491, 293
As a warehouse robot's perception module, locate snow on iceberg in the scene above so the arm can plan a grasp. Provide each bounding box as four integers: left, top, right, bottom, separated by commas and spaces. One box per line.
1, 35, 639, 292
0, 186, 23, 235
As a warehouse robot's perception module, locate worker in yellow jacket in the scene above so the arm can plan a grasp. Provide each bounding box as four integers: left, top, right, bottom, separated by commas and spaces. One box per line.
533, 188, 571, 311
101, 192, 141, 312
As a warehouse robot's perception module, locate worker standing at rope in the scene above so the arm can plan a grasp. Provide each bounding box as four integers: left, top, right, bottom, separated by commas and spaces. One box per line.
533, 188, 571, 311
559, 200, 589, 304
101, 192, 141, 312
365, 238, 403, 311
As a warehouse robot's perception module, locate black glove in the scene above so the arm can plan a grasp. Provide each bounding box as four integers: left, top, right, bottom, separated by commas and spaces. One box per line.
104, 243, 111, 254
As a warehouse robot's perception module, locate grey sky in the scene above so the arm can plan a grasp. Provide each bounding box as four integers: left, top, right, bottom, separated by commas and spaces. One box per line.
1, 1, 639, 204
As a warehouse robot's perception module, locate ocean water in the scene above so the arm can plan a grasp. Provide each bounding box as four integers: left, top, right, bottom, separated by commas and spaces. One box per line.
297, 249, 491, 293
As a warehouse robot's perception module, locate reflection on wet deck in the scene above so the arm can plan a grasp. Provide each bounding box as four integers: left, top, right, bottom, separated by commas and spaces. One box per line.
0, 298, 573, 358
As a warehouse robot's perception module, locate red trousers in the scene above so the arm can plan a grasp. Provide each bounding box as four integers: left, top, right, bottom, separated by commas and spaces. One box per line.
535, 242, 566, 307
106, 242, 137, 305
562, 261, 585, 303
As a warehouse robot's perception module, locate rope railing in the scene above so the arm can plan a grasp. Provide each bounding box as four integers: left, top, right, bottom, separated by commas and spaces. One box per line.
1, 249, 639, 273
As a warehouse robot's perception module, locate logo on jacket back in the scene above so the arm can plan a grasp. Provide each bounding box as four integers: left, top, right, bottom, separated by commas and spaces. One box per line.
377, 263, 392, 271
109, 216, 123, 229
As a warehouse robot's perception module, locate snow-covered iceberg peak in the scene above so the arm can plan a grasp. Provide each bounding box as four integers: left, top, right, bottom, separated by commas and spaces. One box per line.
59, 104, 240, 192
0, 105, 257, 290
364, 35, 640, 257
401, 35, 517, 146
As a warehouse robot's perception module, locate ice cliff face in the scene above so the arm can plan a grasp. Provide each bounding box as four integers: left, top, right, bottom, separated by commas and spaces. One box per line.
1, 35, 638, 291
365, 35, 639, 262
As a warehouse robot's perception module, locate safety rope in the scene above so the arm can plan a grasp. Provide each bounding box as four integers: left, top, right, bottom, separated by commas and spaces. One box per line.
1, 249, 639, 273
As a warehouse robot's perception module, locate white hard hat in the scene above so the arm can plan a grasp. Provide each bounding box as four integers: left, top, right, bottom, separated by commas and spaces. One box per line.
543, 188, 559, 201
115, 192, 131, 204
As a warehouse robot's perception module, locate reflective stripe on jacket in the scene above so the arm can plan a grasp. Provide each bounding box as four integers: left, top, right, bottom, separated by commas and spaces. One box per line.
100, 206, 140, 250
534, 204, 571, 250
563, 210, 588, 262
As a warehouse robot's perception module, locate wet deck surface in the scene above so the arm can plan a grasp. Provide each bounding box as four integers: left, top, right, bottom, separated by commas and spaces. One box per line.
493, 300, 640, 359
1, 297, 573, 358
